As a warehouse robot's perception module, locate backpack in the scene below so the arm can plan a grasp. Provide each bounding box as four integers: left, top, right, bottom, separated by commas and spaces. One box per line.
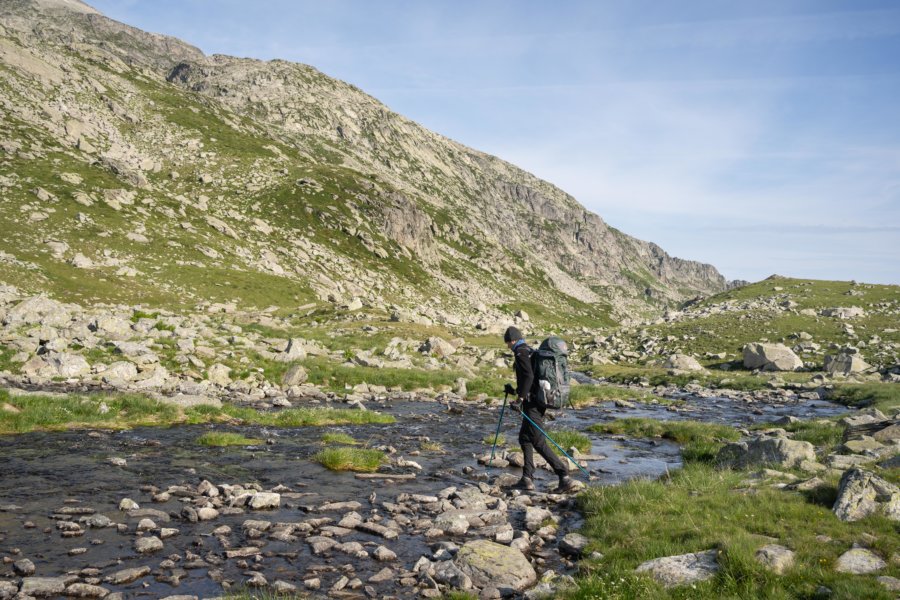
531, 336, 571, 409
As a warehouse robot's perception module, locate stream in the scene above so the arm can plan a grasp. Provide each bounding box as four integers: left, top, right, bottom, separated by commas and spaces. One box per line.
0, 392, 846, 599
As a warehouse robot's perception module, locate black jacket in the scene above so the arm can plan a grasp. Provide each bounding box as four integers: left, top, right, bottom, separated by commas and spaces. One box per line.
512, 342, 545, 409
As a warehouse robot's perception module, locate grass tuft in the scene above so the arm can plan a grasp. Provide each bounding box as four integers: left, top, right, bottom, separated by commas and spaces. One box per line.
313, 446, 385, 472
321, 432, 358, 445
196, 431, 263, 446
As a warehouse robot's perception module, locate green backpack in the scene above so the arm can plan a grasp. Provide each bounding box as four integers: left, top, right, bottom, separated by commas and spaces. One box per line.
531, 336, 571, 409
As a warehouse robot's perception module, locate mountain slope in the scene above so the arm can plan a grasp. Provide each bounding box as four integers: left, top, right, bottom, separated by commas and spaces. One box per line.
0, 0, 726, 329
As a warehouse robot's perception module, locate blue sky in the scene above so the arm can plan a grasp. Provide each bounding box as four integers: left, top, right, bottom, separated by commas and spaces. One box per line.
89, 0, 900, 284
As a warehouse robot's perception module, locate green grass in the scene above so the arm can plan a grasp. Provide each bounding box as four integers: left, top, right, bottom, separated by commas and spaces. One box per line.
484, 433, 506, 446
590, 418, 741, 464
321, 432, 358, 445
827, 382, 900, 415
564, 463, 900, 600
0, 388, 395, 435
547, 428, 592, 454
196, 431, 263, 446
0, 389, 180, 434
313, 446, 385, 472
750, 419, 843, 448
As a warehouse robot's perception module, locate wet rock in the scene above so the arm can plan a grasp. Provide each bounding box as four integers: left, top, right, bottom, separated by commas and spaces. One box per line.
118, 498, 138, 511
65, 583, 110, 598
832, 468, 900, 522
20, 577, 72, 597
134, 535, 163, 553
368, 567, 394, 583
755, 544, 795, 574
716, 431, 815, 469
303, 577, 321, 590
0, 581, 17, 600
104, 566, 150, 585
197, 507, 219, 521
635, 549, 720, 588
454, 540, 536, 593
247, 492, 280, 510
433, 560, 473, 590
14, 558, 35, 576
558, 533, 589, 558
525, 506, 553, 532
128, 508, 169, 522
835, 547, 886, 574
373, 545, 397, 561
272, 580, 297, 594
136, 518, 156, 531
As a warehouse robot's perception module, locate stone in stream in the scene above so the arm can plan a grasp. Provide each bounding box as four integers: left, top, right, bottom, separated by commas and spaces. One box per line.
104, 565, 151, 585
20, 577, 74, 597
835, 547, 886, 574
134, 535, 163, 553
832, 468, 900, 522
755, 544, 795, 574
635, 549, 720, 588
373, 545, 397, 561
368, 567, 394, 583
247, 492, 281, 510
13, 557, 35, 575
65, 583, 110, 598
0, 581, 17, 599
558, 532, 589, 558
453, 540, 537, 593
118, 498, 139, 511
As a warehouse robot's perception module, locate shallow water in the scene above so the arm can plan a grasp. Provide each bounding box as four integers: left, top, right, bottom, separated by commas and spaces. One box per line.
0, 394, 846, 598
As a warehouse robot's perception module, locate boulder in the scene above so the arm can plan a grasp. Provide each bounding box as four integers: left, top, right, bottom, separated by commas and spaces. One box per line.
835, 547, 886, 574
453, 539, 536, 593
832, 468, 900, 522
664, 354, 704, 371
635, 549, 720, 588
420, 336, 457, 358
824, 349, 871, 376
282, 364, 308, 386
717, 431, 815, 470
755, 544, 795, 574
90, 315, 133, 340
742, 343, 802, 371
248, 492, 280, 510
207, 363, 231, 386
134, 535, 163, 553
4, 295, 71, 327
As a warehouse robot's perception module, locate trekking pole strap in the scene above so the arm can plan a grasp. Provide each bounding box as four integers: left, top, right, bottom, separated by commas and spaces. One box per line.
518, 409, 591, 479
489, 393, 508, 466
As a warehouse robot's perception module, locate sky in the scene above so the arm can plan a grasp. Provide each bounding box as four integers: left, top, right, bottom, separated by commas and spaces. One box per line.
88, 0, 900, 285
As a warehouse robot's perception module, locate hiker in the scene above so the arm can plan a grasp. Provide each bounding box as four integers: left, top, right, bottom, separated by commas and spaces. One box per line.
503, 326, 577, 493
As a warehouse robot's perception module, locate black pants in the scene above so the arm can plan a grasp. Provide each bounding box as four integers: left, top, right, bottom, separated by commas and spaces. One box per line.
519, 404, 568, 479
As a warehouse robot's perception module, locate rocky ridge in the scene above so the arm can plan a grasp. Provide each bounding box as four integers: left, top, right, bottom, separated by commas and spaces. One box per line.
0, 0, 725, 329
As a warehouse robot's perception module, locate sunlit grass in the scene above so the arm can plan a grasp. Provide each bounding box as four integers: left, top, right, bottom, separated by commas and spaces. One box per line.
313, 446, 385, 472
196, 431, 263, 446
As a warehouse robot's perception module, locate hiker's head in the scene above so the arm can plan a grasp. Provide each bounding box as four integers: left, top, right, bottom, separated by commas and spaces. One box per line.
503, 326, 523, 348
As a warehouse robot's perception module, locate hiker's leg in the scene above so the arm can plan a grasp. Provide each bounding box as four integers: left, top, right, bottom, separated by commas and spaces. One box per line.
525, 406, 568, 475
518, 419, 536, 480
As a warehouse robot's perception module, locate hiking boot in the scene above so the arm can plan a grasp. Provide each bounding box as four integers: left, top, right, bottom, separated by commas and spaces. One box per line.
511, 477, 535, 491
554, 475, 579, 494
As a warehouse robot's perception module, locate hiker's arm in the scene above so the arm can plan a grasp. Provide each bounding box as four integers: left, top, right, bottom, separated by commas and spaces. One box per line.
514, 348, 533, 401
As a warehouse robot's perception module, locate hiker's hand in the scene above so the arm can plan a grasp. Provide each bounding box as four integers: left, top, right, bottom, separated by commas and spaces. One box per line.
510, 400, 521, 412
503, 383, 515, 396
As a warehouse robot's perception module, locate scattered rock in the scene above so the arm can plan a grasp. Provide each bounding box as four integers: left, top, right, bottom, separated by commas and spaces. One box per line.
835, 547, 886, 574
832, 468, 900, 522
635, 549, 720, 588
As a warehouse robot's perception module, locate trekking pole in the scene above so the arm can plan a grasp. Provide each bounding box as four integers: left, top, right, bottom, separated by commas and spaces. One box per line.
518, 408, 591, 479
489, 393, 508, 467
